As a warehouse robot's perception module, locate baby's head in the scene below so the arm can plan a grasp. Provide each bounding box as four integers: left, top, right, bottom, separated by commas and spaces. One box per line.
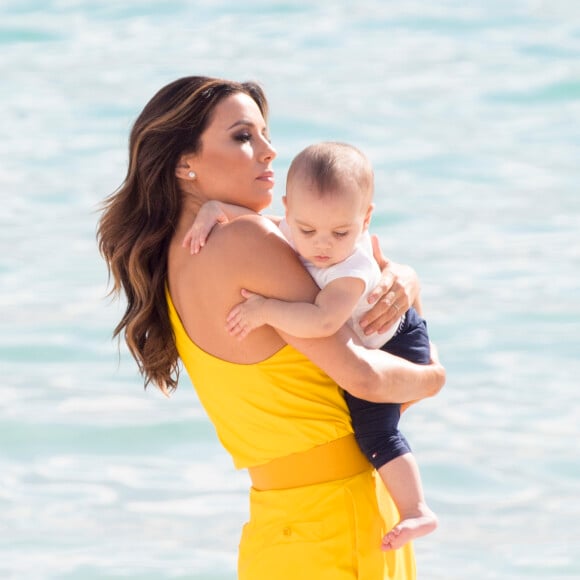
284, 142, 374, 268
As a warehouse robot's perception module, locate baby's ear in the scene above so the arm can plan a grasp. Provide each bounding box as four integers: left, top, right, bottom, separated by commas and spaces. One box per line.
363, 203, 374, 230
282, 195, 288, 213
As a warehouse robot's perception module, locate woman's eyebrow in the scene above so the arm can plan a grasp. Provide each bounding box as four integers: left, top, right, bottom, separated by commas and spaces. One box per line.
227, 119, 253, 130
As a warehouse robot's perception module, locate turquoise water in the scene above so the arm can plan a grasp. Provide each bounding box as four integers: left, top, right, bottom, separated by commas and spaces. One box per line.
1, 1, 579, 578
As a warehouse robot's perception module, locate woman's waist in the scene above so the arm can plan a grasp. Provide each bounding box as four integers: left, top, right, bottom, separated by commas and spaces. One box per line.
248, 433, 371, 491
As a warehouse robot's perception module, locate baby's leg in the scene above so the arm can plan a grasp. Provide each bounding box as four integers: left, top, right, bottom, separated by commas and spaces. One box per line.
377, 452, 437, 551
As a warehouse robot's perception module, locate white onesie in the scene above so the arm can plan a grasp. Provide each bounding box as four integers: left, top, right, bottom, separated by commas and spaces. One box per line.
279, 219, 401, 349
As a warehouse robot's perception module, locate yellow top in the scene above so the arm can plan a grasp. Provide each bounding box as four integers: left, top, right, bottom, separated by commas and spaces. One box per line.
167, 290, 354, 469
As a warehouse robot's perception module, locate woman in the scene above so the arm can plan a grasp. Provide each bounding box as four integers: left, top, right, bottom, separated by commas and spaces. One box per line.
98, 76, 445, 579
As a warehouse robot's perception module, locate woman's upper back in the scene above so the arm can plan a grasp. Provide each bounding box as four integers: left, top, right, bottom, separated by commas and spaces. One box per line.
167, 213, 354, 467
167, 213, 317, 363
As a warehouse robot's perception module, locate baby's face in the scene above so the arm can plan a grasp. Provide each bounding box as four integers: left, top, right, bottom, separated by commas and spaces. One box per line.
285, 183, 371, 269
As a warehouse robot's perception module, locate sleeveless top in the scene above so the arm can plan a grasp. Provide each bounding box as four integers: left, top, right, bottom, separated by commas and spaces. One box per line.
167, 289, 354, 469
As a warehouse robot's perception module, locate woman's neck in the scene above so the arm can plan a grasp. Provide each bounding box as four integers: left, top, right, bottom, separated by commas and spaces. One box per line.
175, 190, 204, 237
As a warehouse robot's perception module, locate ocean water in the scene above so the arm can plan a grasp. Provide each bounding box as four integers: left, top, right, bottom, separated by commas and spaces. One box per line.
1, 1, 579, 578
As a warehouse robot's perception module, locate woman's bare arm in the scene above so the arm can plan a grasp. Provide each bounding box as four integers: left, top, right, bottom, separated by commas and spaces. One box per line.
219, 216, 445, 404
283, 329, 444, 403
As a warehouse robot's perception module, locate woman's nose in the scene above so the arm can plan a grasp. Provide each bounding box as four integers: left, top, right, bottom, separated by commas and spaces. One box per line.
261, 137, 277, 162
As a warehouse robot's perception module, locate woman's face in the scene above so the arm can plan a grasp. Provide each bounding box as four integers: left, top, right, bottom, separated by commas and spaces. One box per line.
189, 92, 277, 212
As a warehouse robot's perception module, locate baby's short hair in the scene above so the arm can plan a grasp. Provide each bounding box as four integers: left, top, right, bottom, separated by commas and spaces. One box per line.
287, 142, 374, 203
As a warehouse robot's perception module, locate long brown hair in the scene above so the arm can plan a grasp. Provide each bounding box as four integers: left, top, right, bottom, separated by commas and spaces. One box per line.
97, 76, 269, 393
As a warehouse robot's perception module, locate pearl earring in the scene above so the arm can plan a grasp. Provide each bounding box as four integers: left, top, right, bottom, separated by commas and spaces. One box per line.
188, 171, 196, 179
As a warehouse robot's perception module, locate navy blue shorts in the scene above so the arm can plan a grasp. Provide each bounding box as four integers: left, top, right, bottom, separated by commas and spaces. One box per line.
345, 307, 430, 469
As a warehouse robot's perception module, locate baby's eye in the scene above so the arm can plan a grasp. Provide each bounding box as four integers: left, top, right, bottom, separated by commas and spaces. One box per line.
334, 231, 349, 238
234, 132, 252, 143
300, 229, 315, 236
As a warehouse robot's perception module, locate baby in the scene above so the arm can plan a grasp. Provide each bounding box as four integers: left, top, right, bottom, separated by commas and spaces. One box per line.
184, 141, 437, 551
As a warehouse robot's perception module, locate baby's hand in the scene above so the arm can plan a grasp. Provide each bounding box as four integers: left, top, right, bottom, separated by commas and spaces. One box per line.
226, 289, 268, 340
182, 201, 229, 254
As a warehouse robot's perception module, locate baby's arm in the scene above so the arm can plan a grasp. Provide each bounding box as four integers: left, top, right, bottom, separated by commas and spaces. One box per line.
226, 276, 365, 340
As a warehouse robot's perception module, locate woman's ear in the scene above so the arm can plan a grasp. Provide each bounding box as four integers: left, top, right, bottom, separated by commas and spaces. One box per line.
175, 154, 197, 180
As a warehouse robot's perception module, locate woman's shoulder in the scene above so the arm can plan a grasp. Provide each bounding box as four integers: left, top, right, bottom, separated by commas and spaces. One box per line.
205, 213, 319, 301
208, 213, 292, 262
217, 213, 284, 242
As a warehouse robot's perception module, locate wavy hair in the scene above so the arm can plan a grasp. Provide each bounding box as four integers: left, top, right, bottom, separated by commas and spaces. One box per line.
97, 76, 268, 393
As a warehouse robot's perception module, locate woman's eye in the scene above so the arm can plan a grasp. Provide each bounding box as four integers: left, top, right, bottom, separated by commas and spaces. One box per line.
235, 132, 252, 143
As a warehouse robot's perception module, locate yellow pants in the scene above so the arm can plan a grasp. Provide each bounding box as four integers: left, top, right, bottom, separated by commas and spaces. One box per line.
238, 470, 416, 579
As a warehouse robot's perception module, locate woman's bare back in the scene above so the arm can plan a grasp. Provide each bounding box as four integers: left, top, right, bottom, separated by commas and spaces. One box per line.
168, 213, 318, 364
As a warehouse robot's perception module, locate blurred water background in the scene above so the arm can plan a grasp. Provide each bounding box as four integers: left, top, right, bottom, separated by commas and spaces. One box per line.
1, 0, 579, 578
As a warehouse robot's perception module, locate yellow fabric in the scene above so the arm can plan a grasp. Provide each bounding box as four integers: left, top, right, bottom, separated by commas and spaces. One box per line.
248, 434, 370, 491
167, 290, 353, 469
167, 289, 416, 579
239, 471, 416, 580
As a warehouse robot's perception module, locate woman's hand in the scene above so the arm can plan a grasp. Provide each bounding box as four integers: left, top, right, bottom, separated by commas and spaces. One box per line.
359, 235, 421, 335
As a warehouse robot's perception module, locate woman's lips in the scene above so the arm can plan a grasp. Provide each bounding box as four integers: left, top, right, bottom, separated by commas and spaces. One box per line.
256, 171, 274, 183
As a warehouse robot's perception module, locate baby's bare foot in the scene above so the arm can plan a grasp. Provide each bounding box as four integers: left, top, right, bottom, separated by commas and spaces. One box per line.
381, 512, 438, 551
